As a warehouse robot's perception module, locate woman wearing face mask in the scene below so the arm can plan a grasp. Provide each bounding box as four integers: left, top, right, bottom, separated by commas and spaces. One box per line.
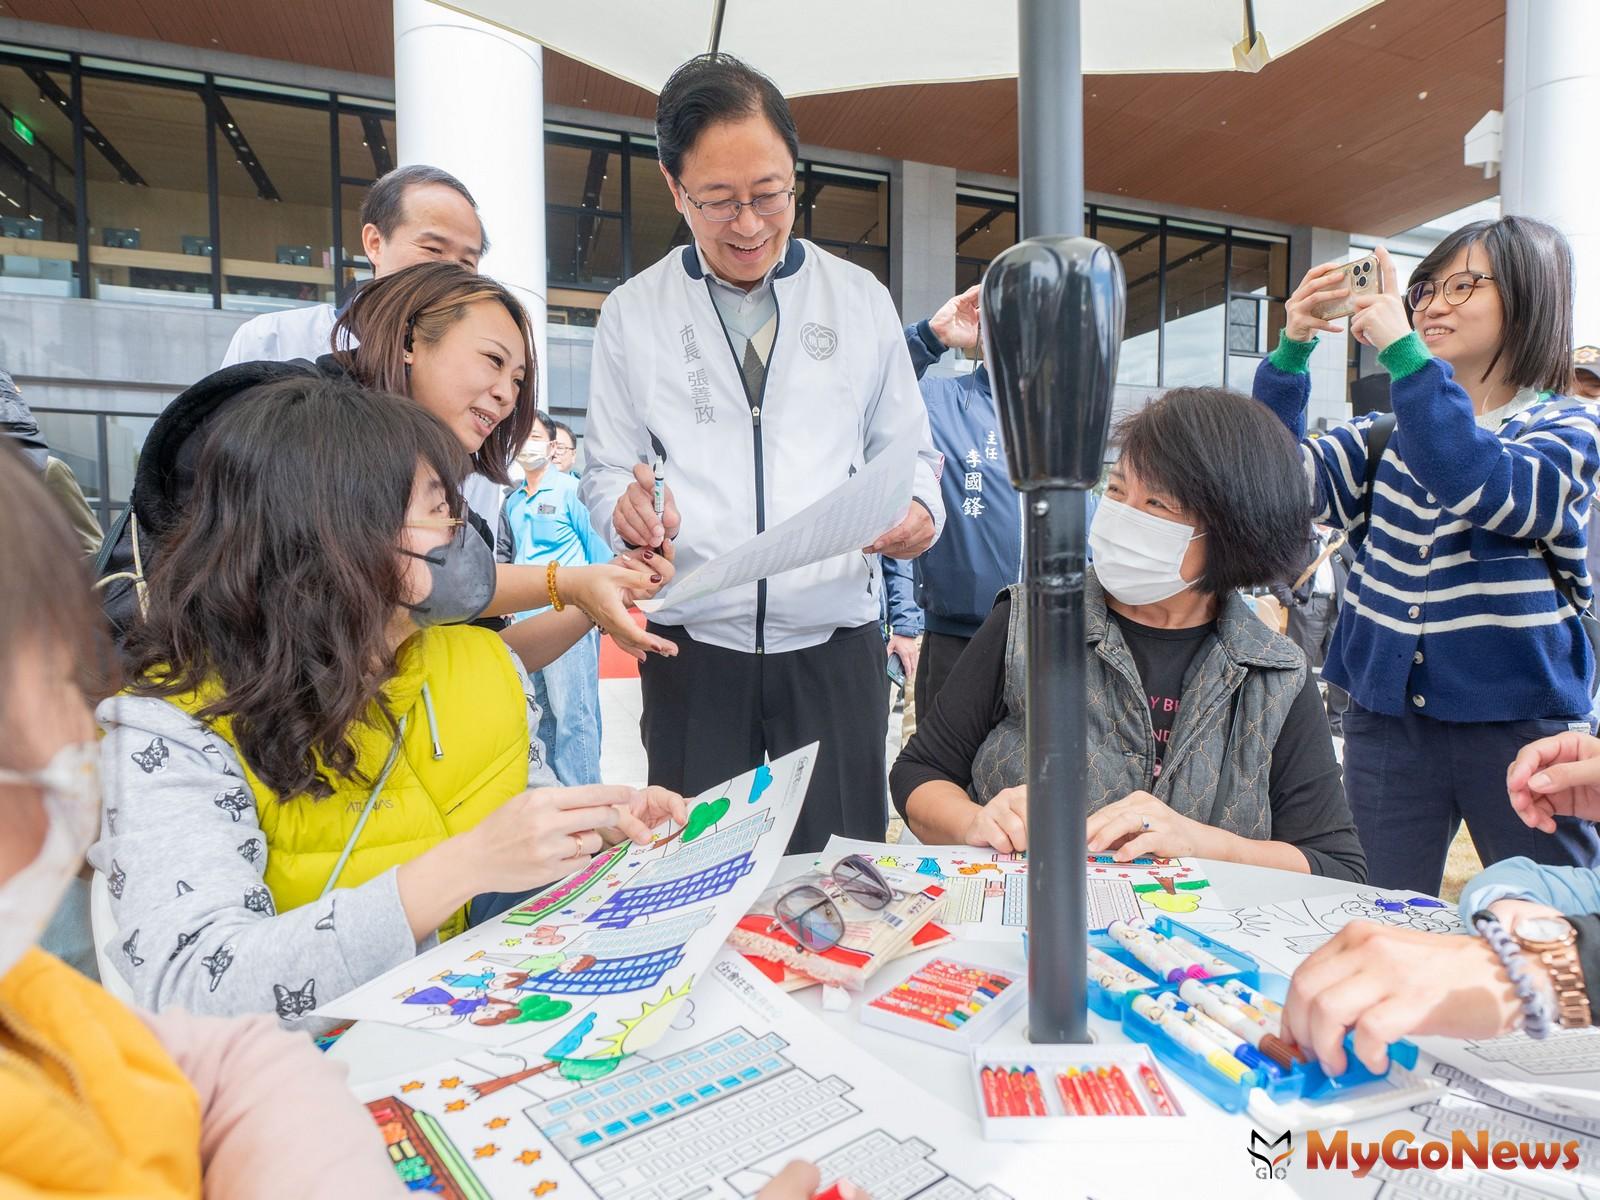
0, 442, 408, 1196
1259, 219, 1600, 893
92, 377, 684, 1023
890, 387, 1366, 881
97, 262, 675, 666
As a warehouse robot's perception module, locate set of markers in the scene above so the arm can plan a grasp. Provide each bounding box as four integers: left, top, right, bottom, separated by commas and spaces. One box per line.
970, 1043, 1197, 1143
859, 958, 1026, 1049
1087, 915, 1419, 1113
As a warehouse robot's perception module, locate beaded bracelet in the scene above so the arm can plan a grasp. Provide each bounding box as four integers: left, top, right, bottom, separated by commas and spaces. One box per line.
1473, 910, 1554, 1039
546, 561, 565, 612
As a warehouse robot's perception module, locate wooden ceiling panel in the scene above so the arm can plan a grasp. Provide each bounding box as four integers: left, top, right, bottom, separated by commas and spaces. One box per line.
9, 0, 1507, 234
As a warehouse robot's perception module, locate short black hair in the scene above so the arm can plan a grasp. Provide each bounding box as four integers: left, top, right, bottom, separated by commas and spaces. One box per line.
1113, 387, 1310, 597
360, 164, 490, 255
530, 409, 555, 440
655, 53, 799, 178
552, 419, 575, 443
1409, 215, 1573, 393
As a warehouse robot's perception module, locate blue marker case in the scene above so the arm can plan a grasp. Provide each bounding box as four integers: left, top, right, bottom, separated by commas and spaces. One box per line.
1083, 918, 1417, 1113
1085, 915, 1258, 1020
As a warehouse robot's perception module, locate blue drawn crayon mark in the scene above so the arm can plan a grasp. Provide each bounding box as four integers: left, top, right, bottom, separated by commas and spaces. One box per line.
747, 764, 773, 805
548, 1011, 598, 1060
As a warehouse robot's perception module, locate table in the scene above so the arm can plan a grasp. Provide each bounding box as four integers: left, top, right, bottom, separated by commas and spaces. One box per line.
331, 856, 1360, 1198
331, 856, 1348, 1090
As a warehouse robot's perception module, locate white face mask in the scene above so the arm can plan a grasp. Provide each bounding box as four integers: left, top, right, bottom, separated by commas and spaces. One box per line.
0, 741, 101, 977
1090, 496, 1205, 606
518, 440, 549, 471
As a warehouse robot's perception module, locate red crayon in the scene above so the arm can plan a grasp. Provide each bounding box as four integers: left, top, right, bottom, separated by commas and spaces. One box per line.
1005, 1067, 1029, 1116
1106, 1065, 1147, 1116
1096, 1068, 1133, 1115
1021, 1067, 1047, 1116
1080, 1066, 1115, 1116
1055, 1072, 1082, 1115
1067, 1069, 1095, 1116
1138, 1063, 1180, 1116
980, 1066, 1008, 1116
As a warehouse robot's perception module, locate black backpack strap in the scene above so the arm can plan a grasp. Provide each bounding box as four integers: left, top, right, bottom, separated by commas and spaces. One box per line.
1357, 411, 1396, 537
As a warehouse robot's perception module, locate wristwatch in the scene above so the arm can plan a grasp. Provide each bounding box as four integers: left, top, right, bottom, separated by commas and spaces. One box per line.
1511, 915, 1593, 1030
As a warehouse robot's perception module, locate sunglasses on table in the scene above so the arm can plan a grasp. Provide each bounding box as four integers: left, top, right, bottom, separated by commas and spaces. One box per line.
769, 854, 907, 954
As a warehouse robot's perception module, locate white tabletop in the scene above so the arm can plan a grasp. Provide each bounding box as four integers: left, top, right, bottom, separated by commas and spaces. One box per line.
330, 855, 1349, 1090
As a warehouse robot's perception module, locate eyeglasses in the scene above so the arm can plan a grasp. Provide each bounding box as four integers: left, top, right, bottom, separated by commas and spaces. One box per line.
1406, 271, 1496, 311
769, 855, 901, 953
405, 516, 466, 531
678, 184, 796, 223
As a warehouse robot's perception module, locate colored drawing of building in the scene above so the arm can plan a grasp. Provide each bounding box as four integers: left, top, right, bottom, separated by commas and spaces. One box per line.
366, 1096, 492, 1199
587, 811, 774, 930
503, 843, 629, 926
527, 909, 713, 996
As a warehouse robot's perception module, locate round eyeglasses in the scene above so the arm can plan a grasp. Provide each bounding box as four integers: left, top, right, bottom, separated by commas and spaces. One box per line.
679, 185, 796, 223
1407, 270, 1495, 311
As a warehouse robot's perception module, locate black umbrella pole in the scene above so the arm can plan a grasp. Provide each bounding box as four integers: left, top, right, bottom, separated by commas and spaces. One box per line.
1025, 485, 1090, 1044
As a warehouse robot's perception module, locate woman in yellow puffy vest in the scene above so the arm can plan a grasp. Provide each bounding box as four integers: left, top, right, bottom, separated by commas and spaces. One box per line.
0, 442, 408, 1196
91, 375, 682, 1024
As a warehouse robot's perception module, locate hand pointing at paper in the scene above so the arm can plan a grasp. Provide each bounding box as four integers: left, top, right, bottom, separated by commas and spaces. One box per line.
867, 501, 936, 559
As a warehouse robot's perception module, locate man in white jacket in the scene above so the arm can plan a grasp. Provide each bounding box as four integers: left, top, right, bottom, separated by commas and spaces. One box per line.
219, 165, 486, 367
580, 54, 944, 852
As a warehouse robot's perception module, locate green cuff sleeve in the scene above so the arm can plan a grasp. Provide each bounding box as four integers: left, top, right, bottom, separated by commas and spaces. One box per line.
1377, 331, 1432, 381
1268, 330, 1318, 374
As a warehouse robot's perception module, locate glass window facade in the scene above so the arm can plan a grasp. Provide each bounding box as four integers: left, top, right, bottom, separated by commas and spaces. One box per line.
0, 44, 393, 310
954, 189, 1291, 390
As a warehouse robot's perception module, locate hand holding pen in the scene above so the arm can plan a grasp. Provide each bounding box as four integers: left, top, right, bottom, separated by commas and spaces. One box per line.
614, 460, 680, 553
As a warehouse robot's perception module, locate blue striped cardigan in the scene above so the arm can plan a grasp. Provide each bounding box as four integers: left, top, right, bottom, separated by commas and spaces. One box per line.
1254, 332, 1600, 722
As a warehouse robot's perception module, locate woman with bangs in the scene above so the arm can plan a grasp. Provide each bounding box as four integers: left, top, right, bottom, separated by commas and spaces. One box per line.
92, 376, 682, 1024
1257, 217, 1600, 891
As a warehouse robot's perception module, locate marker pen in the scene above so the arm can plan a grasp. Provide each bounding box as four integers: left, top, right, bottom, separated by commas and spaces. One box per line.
1108, 921, 1198, 982
1131, 994, 1253, 1085
1157, 994, 1279, 1077
1146, 927, 1231, 977
1088, 945, 1149, 992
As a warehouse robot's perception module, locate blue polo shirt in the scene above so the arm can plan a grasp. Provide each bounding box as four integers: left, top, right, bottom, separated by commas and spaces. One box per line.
501, 468, 612, 615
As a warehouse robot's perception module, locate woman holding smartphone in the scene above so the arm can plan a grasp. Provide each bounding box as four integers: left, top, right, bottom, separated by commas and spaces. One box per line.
1254, 217, 1600, 892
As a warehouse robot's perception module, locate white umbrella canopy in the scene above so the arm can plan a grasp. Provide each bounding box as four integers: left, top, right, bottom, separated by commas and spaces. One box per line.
438, 0, 1378, 95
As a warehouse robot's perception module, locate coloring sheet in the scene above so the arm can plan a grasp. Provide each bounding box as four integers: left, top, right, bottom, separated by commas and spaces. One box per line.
1272, 1058, 1600, 1199
637, 432, 917, 613
1198, 889, 1464, 977
315, 746, 817, 1062
356, 948, 1034, 1200
1417, 1026, 1600, 1125
818, 838, 1223, 939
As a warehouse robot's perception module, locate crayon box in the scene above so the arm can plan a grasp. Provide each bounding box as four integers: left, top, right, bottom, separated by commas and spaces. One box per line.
858, 956, 1026, 1050
969, 1040, 1216, 1144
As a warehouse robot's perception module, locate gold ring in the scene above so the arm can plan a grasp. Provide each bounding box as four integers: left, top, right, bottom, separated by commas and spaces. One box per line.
572, 834, 583, 857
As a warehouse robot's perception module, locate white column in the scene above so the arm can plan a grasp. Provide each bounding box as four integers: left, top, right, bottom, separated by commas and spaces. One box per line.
889, 160, 957, 323
1503, 0, 1600, 341
1302, 226, 1351, 430
394, 0, 548, 399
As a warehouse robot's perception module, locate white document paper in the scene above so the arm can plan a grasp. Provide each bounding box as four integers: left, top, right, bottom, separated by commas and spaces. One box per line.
638, 432, 918, 612
313, 746, 817, 1062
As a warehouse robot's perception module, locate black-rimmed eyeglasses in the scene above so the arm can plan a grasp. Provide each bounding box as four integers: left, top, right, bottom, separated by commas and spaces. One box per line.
1407, 271, 1496, 311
